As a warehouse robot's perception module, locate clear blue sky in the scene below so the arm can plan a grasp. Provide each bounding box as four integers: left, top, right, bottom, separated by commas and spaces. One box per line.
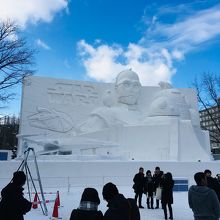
1, 0, 220, 115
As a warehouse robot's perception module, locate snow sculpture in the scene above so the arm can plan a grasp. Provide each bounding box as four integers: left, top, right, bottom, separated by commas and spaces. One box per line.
79, 70, 143, 133
18, 70, 212, 161
28, 107, 73, 132
147, 83, 191, 119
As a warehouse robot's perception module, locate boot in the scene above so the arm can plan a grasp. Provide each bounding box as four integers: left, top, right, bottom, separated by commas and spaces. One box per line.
168, 204, 173, 219
155, 199, 159, 209
163, 204, 167, 220
147, 198, 150, 209
139, 193, 143, 208
151, 197, 154, 209
134, 194, 138, 204
164, 209, 167, 219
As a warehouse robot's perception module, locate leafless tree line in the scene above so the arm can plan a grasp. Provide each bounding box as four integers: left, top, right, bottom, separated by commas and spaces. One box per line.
0, 19, 35, 107
193, 73, 220, 145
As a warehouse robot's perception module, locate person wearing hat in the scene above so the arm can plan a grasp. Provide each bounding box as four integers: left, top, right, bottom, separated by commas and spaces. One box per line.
0, 171, 32, 220
102, 182, 140, 220
69, 187, 103, 220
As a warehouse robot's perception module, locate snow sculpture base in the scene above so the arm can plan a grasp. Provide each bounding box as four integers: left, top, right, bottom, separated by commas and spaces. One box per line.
78, 117, 211, 162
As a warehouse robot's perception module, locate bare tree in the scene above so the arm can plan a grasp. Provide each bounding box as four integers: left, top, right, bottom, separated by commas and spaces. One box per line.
0, 20, 35, 106
193, 73, 220, 149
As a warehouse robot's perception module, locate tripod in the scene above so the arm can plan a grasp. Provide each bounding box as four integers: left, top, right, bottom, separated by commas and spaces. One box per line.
17, 147, 48, 216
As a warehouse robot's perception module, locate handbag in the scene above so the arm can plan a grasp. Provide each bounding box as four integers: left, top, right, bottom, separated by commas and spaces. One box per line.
132, 184, 137, 191
156, 187, 162, 200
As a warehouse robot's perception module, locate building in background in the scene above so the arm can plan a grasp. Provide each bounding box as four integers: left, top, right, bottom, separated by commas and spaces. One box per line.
200, 100, 220, 158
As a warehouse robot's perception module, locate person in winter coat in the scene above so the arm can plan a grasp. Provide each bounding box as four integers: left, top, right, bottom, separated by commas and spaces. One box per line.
216, 174, 220, 184
188, 172, 220, 220
69, 187, 103, 220
0, 171, 32, 220
161, 172, 174, 220
204, 169, 220, 202
153, 166, 164, 209
143, 170, 154, 209
133, 167, 145, 208
102, 182, 140, 220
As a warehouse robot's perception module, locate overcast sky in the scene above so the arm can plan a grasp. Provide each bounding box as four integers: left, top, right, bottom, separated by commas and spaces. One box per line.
1, 0, 220, 115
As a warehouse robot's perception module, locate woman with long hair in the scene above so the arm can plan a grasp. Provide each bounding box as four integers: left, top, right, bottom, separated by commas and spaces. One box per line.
161, 172, 174, 220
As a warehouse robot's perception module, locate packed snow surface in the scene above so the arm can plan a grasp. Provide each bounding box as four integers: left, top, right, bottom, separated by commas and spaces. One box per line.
23, 186, 193, 220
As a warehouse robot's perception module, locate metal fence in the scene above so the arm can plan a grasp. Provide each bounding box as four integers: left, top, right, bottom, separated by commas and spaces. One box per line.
0, 176, 189, 193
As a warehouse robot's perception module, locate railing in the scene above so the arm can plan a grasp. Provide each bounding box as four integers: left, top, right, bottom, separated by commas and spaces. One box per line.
0, 176, 189, 193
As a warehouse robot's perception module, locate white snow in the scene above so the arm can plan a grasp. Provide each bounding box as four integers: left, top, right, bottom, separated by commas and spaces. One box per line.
2, 159, 216, 220
23, 186, 193, 220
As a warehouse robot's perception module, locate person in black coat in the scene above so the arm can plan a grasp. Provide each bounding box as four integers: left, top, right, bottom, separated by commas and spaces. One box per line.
0, 171, 32, 220
161, 172, 174, 220
144, 170, 154, 209
69, 187, 103, 220
204, 169, 220, 201
133, 167, 145, 208
102, 182, 140, 220
153, 166, 163, 209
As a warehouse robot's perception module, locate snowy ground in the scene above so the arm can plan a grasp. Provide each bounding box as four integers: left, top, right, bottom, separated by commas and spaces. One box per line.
24, 186, 194, 220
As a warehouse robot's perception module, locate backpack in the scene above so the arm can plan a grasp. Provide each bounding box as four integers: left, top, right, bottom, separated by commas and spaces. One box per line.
127, 198, 140, 220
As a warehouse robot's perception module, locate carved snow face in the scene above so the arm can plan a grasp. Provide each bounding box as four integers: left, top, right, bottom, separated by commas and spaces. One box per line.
115, 70, 141, 105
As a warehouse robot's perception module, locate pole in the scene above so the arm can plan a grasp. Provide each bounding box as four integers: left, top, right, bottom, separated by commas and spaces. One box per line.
32, 148, 48, 215
16, 147, 48, 216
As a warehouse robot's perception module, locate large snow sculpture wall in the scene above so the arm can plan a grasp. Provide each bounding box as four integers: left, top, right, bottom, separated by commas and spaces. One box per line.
18, 70, 211, 161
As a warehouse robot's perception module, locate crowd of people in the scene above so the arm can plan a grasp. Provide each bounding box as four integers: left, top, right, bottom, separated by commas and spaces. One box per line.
1, 168, 220, 220
0, 171, 140, 220
133, 166, 174, 220
132, 166, 220, 220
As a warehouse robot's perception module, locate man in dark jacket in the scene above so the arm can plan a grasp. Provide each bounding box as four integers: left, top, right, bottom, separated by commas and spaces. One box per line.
133, 167, 144, 208
204, 169, 220, 202
0, 171, 32, 220
102, 182, 140, 220
153, 166, 163, 209
188, 172, 220, 220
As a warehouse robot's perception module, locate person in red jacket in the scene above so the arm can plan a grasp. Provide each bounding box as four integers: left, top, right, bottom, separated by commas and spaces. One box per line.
0, 171, 32, 220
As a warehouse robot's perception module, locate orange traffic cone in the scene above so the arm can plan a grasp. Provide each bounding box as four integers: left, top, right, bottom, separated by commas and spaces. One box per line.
56, 191, 60, 207
32, 193, 38, 209
52, 197, 59, 219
